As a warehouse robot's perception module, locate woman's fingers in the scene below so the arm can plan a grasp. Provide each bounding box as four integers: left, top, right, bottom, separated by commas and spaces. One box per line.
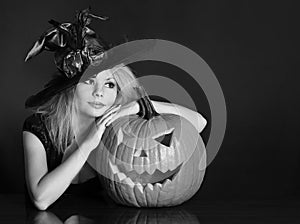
96, 112, 118, 134
96, 105, 121, 126
104, 113, 118, 127
106, 112, 121, 126
105, 117, 115, 127
105, 104, 121, 114
105, 104, 121, 115
97, 106, 121, 127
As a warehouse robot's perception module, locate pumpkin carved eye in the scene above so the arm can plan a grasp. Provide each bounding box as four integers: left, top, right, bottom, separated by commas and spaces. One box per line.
154, 130, 174, 147
153, 128, 175, 147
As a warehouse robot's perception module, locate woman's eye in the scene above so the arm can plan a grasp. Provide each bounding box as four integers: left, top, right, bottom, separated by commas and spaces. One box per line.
83, 80, 115, 88
105, 82, 116, 88
84, 79, 95, 85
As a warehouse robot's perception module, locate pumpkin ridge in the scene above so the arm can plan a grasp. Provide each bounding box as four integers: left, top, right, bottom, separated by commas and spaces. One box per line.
132, 119, 147, 168
142, 118, 148, 208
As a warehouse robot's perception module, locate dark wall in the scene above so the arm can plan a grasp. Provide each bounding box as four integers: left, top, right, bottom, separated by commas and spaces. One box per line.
0, 0, 298, 200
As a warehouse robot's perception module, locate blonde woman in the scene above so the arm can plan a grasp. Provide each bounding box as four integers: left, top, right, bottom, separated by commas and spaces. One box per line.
23, 9, 206, 210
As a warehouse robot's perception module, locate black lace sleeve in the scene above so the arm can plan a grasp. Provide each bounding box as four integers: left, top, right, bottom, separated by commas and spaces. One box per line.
22, 113, 63, 171
23, 114, 49, 149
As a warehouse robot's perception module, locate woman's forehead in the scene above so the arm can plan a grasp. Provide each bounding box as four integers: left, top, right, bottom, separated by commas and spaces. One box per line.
93, 69, 115, 80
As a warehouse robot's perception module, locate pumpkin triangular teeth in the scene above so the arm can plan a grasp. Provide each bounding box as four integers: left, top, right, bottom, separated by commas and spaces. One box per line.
135, 183, 144, 194
146, 183, 153, 190
155, 183, 162, 188
122, 177, 135, 188
109, 160, 119, 174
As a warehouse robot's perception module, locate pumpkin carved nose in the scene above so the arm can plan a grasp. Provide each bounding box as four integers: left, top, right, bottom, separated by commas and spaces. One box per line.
133, 150, 148, 157
139, 150, 148, 157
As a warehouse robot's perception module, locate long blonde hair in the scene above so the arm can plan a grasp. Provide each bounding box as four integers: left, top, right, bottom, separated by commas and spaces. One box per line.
35, 65, 140, 154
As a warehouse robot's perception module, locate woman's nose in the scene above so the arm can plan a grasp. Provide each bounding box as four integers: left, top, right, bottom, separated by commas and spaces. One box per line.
93, 85, 103, 98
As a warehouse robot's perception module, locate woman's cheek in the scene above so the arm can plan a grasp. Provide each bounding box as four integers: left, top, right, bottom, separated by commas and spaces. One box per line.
107, 89, 118, 104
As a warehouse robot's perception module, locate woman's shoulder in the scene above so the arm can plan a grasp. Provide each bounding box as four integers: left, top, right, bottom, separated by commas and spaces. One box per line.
22, 113, 49, 145
23, 113, 45, 132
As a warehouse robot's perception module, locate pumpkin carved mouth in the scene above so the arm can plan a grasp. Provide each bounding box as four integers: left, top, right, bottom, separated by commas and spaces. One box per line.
109, 160, 182, 192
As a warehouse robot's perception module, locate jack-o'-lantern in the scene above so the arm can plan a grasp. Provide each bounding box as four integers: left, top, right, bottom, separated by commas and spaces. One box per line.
89, 87, 206, 207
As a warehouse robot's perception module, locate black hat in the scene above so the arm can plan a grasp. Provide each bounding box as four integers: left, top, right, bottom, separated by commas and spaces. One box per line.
24, 8, 110, 108
25, 8, 156, 108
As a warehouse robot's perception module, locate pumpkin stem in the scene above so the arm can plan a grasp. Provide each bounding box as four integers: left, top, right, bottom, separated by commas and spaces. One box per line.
136, 86, 160, 120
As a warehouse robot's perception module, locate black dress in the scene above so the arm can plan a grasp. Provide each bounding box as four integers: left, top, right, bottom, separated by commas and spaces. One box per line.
22, 113, 103, 206
23, 113, 63, 171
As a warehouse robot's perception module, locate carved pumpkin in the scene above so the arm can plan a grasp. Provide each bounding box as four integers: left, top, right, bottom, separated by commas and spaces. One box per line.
90, 87, 206, 207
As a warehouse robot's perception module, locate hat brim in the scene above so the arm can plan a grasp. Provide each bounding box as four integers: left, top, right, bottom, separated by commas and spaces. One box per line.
25, 74, 81, 108
83, 39, 157, 80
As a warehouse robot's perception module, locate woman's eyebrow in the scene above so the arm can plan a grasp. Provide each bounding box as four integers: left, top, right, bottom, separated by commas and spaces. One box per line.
90, 74, 115, 80
91, 74, 97, 78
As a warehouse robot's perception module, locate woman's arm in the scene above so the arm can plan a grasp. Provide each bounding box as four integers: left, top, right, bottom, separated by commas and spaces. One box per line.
62, 143, 97, 184
151, 101, 207, 133
23, 105, 121, 210
108, 100, 207, 133
23, 131, 92, 210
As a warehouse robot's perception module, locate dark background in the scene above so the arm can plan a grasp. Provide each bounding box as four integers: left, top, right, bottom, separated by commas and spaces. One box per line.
0, 0, 298, 201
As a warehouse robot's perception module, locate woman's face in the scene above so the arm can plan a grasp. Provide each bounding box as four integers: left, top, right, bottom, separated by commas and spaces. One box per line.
74, 69, 118, 118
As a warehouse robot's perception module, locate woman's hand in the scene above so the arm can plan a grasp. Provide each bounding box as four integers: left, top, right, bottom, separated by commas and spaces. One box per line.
79, 105, 121, 153
106, 101, 139, 127
151, 100, 207, 133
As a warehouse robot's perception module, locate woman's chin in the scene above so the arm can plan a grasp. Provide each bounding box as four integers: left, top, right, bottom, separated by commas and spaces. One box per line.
90, 107, 110, 117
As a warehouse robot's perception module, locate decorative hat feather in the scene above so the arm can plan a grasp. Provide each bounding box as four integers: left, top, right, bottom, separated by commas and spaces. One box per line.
25, 7, 109, 78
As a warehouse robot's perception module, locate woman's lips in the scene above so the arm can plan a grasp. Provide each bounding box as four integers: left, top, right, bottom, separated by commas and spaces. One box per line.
88, 102, 105, 109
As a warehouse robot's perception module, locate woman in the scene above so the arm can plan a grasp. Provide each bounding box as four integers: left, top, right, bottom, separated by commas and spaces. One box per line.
23, 8, 207, 210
